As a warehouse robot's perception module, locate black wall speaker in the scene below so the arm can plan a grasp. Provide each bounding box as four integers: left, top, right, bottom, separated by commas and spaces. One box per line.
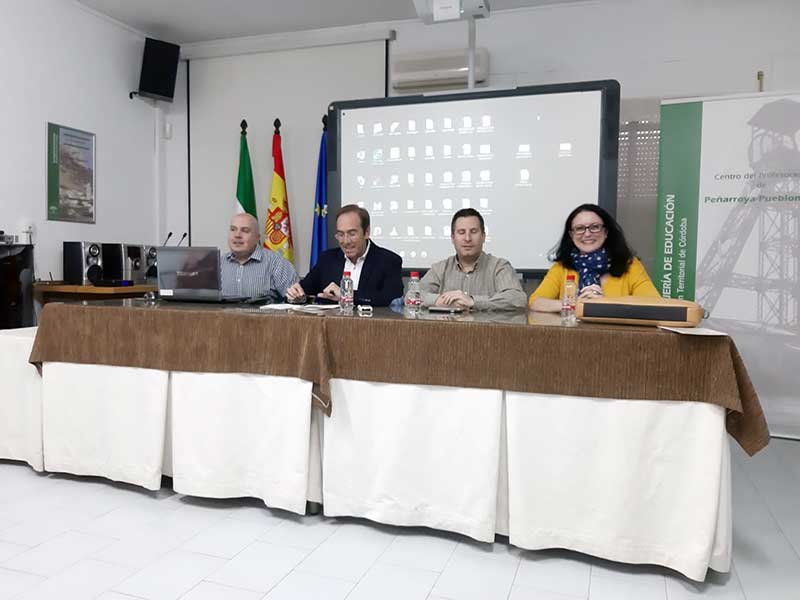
137, 37, 180, 102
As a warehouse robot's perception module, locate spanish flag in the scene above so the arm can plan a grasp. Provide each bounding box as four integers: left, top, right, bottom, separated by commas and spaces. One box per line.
264, 121, 294, 261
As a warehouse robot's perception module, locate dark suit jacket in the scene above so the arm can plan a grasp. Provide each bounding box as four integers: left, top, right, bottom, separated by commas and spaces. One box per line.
300, 242, 403, 307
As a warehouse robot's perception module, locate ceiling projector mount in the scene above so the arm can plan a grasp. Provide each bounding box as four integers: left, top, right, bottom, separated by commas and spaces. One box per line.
412, 0, 491, 89
413, 0, 491, 24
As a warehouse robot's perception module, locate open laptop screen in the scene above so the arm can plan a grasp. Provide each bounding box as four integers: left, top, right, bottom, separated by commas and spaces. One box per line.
157, 246, 220, 299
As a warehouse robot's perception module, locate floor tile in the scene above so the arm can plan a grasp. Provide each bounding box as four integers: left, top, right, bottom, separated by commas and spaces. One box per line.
180, 581, 264, 600
515, 551, 591, 598
377, 532, 457, 572
431, 541, 521, 600
262, 571, 354, 600
588, 574, 666, 600
181, 518, 274, 558
509, 587, 587, 600
0, 540, 30, 563
0, 507, 93, 546
206, 541, 308, 593
0, 567, 45, 600
92, 526, 182, 570
346, 563, 438, 600
3, 530, 116, 576
259, 516, 339, 550
294, 523, 395, 581
113, 549, 226, 600
14, 558, 135, 600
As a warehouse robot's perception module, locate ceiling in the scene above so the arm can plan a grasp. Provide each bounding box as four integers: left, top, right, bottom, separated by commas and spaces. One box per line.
76, 0, 589, 44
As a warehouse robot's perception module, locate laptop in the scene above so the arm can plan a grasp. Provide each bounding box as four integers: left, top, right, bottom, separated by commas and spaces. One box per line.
156, 246, 253, 303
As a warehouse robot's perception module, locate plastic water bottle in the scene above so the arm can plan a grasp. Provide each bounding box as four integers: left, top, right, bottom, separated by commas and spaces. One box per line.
404, 271, 422, 313
339, 271, 354, 314
561, 273, 577, 327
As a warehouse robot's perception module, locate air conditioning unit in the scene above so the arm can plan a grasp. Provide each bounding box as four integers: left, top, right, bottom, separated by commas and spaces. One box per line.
391, 48, 489, 91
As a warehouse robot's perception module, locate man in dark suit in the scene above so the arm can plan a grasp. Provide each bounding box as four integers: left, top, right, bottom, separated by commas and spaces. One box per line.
286, 205, 403, 306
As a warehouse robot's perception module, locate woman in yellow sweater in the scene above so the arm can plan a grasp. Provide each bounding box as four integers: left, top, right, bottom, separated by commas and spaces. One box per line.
529, 204, 659, 312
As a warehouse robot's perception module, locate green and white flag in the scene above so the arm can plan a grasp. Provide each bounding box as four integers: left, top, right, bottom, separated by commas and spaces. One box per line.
236, 120, 257, 217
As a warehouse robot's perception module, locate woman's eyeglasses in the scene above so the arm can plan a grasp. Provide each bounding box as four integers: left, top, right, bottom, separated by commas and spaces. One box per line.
571, 223, 604, 236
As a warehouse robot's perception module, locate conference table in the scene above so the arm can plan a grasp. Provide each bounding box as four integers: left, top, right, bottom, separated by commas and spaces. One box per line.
2, 299, 769, 582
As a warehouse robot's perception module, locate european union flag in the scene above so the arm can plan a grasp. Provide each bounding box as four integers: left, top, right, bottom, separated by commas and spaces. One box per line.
310, 129, 328, 269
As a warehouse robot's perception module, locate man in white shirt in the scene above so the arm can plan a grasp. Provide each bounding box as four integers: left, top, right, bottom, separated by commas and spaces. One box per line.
286, 205, 403, 306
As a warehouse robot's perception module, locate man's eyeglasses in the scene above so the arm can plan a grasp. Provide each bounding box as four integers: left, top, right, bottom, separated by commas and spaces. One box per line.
334, 231, 360, 241
571, 223, 604, 236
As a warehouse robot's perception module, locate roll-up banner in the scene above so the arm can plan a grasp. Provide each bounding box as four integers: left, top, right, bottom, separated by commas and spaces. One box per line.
655, 91, 800, 438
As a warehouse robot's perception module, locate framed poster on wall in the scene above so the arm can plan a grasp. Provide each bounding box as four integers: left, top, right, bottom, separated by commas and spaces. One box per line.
47, 122, 96, 223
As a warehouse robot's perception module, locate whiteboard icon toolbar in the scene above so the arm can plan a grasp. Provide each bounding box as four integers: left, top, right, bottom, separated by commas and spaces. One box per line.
356, 150, 366, 161
407, 174, 415, 185
443, 225, 450, 236
407, 147, 416, 158
424, 199, 433, 210
461, 198, 470, 208
425, 145, 434, 158
373, 201, 382, 211
559, 142, 573, 157
390, 147, 400, 160
425, 172, 434, 184
442, 172, 453, 184
356, 124, 365, 135
442, 198, 453, 209
425, 118, 435, 131
357, 202, 364, 207
407, 120, 417, 132
373, 226, 382, 236
407, 226, 414, 236
462, 144, 472, 156
356, 176, 365, 186
443, 117, 453, 129
373, 123, 383, 135
480, 170, 491, 182
479, 144, 491, 155
390, 227, 399, 236
518, 144, 531, 153
461, 171, 471, 183
481, 115, 491, 128
443, 145, 452, 157
390, 201, 399, 211
373, 149, 383, 161
389, 174, 399, 185
520, 169, 530, 182
479, 197, 489, 208
411, 251, 417, 258
424, 226, 433, 236
462, 116, 472, 128
407, 200, 415, 209
390, 121, 400, 133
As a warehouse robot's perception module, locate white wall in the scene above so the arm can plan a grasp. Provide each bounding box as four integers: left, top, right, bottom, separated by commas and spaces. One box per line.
0, 0, 156, 279
389, 0, 800, 99
188, 41, 385, 272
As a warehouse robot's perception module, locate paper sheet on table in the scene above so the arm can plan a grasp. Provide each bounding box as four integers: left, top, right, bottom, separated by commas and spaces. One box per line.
259, 303, 296, 310
658, 326, 728, 336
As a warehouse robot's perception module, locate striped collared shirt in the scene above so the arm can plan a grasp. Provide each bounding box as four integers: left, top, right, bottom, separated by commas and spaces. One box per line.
221, 245, 299, 299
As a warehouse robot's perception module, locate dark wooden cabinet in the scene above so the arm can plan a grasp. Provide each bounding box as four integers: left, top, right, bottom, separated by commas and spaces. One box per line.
0, 244, 34, 329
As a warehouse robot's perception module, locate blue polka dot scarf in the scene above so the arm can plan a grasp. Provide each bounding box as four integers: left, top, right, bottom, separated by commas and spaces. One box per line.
571, 247, 611, 289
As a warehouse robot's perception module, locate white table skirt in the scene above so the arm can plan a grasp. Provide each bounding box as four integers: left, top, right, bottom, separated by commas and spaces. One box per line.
41, 362, 169, 490
323, 380, 731, 582
0, 327, 43, 471
169, 371, 313, 515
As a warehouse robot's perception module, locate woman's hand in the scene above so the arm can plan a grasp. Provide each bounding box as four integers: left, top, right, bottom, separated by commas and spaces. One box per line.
578, 284, 603, 300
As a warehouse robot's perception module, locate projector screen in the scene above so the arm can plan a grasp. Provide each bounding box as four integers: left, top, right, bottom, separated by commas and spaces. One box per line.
327, 81, 620, 272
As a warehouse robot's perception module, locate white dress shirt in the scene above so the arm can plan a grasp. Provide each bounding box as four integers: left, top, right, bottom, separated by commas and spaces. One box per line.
343, 240, 371, 290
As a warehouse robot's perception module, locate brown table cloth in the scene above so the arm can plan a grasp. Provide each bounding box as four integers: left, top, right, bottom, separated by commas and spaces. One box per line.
29, 301, 769, 455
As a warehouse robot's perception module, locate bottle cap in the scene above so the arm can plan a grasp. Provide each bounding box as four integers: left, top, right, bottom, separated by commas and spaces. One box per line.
343, 271, 351, 277
566, 274, 576, 281
410, 271, 419, 278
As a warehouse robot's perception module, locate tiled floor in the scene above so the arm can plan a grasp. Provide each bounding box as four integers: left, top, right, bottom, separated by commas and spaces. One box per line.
0, 439, 798, 600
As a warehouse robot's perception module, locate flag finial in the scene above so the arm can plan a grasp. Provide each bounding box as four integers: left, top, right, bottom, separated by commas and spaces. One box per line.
322, 115, 328, 131
240, 119, 248, 134
273, 118, 281, 134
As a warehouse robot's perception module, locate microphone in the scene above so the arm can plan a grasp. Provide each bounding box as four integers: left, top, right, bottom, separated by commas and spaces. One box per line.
176, 232, 187, 246
161, 231, 173, 246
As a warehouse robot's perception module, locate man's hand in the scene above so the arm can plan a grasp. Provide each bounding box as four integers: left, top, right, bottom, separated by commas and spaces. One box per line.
435, 290, 475, 309
578, 284, 603, 300
317, 282, 342, 302
286, 283, 307, 303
